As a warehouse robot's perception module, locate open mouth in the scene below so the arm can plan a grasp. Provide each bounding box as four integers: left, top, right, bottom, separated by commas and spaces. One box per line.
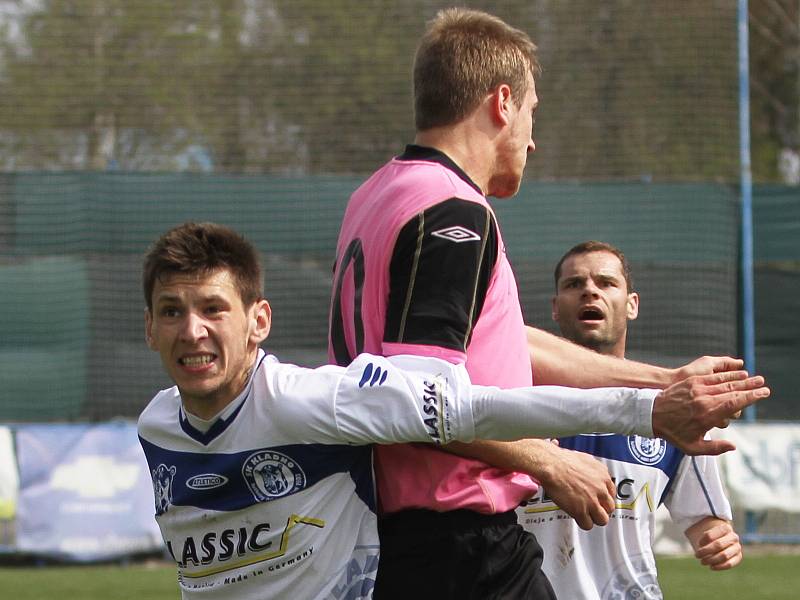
579, 306, 605, 322
179, 354, 216, 367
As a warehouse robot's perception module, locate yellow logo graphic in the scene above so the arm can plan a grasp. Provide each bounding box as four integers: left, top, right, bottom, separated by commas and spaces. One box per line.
181, 513, 325, 579
523, 481, 655, 514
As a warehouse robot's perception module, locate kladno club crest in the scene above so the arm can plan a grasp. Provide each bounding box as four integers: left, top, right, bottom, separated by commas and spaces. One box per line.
243, 450, 306, 502
627, 435, 667, 465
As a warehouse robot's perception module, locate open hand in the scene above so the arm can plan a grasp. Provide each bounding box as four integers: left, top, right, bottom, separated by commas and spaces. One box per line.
652, 371, 769, 455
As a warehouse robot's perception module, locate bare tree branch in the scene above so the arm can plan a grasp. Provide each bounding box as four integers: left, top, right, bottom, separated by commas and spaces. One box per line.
749, 9, 788, 47
763, 0, 796, 32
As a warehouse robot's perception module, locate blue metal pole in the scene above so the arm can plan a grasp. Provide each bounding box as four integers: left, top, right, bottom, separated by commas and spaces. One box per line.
738, 0, 760, 545
738, 0, 756, 418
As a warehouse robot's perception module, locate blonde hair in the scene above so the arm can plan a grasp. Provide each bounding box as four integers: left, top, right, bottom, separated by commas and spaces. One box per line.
414, 8, 540, 131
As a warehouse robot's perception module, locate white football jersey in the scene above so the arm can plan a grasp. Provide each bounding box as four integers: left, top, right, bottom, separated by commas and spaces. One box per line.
139, 350, 659, 599
138, 351, 473, 600
518, 433, 732, 600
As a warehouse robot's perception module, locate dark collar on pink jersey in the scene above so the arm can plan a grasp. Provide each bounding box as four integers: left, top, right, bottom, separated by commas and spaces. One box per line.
399, 145, 484, 196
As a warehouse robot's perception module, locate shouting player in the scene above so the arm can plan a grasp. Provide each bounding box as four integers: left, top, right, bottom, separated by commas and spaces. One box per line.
520, 241, 743, 599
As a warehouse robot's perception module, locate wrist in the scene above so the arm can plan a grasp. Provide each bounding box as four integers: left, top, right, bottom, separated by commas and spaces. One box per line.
665, 366, 683, 386
521, 440, 560, 484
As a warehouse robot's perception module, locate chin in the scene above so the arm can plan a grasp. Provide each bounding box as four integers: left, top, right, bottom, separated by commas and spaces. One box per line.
487, 171, 523, 198
492, 182, 521, 199
175, 375, 220, 397
576, 333, 606, 351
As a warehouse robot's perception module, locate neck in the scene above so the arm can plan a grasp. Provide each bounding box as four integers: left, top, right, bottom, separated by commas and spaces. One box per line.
415, 120, 494, 195
181, 351, 259, 420
600, 338, 627, 359
610, 332, 628, 358
579, 335, 626, 359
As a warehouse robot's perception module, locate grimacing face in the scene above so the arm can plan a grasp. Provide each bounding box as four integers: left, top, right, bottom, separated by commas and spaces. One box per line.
552, 250, 639, 357
145, 268, 271, 419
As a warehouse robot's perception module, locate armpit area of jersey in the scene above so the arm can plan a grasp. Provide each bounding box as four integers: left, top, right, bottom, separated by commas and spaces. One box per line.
384, 198, 498, 352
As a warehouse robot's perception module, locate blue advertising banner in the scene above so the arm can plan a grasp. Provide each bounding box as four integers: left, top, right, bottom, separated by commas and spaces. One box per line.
15, 421, 163, 562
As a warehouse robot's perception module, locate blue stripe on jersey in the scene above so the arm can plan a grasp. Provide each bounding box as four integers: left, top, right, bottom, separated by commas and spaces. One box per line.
140, 437, 376, 513
690, 456, 719, 518
178, 353, 268, 446
558, 434, 684, 480
179, 399, 247, 446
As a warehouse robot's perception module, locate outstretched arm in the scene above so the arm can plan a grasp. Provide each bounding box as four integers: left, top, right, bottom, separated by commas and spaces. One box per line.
527, 326, 744, 389
469, 369, 768, 454
275, 354, 768, 455
649, 371, 768, 454
685, 517, 743, 570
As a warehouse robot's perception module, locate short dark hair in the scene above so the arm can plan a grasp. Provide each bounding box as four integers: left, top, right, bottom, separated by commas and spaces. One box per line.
554, 241, 633, 292
143, 222, 263, 311
414, 8, 541, 131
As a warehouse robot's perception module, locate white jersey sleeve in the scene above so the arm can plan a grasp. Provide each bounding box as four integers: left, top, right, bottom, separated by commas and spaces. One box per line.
264, 353, 475, 446
267, 353, 658, 447
664, 452, 733, 533
470, 384, 657, 440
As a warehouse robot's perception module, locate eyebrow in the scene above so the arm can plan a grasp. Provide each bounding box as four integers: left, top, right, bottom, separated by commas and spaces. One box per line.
154, 292, 230, 305
153, 293, 183, 305
596, 272, 623, 282
559, 275, 585, 286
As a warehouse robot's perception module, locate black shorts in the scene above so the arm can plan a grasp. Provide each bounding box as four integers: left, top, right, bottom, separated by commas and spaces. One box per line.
373, 508, 557, 600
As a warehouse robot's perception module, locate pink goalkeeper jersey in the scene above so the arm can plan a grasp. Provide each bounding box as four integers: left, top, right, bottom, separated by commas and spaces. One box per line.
328, 145, 537, 514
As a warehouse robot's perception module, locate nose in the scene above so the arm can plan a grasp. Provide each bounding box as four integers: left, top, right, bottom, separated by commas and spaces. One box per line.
581, 280, 600, 298
528, 137, 535, 154
179, 312, 208, 342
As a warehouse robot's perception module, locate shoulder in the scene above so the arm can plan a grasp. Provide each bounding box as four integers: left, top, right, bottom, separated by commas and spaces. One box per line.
402, 159, 485, 200
394, 197, 494, 240
358, 157, 487, 211
254, 354, 346, 402
137, 386, 180, 438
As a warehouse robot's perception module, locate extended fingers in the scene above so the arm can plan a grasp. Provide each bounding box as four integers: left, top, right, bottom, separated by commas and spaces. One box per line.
681, 437, 736, 457
713, 386, 770, 419
710, 356, 744, 373
696, 377, 769, 427
700, 371, 753, 388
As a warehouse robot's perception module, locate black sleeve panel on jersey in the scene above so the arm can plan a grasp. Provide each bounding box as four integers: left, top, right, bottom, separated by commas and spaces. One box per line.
384, 198, 499, 352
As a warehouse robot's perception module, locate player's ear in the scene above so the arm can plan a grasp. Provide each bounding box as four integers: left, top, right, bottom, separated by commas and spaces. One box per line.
144, 308, 157, 351
551, 295, 559, 322
627, 292, 639, 321
248, 299, 271, 345
490, 83, 513, 126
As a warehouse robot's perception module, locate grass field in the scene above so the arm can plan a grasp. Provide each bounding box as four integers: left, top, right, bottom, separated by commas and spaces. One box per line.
1, 554, 798, 599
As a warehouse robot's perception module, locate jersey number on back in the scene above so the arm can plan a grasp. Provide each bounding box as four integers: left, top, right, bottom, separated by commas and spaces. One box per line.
330, 238, 365, 366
